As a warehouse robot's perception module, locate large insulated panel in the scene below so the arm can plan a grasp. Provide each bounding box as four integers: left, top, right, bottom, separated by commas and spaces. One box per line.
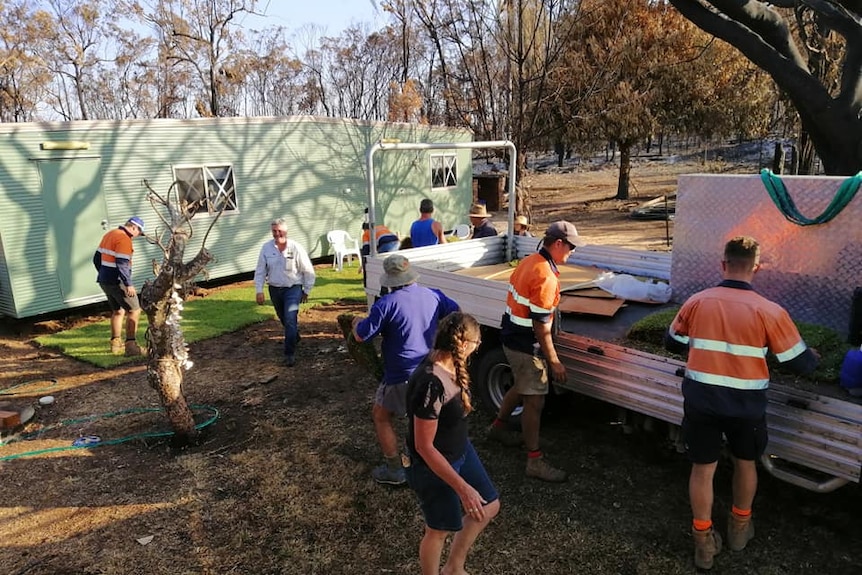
672, 174, 862, 337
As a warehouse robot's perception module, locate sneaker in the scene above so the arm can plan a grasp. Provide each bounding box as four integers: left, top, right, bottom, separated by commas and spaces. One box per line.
525, 455, 568, 482
487, 424, 522, 447
110, 337, 124, 355
284, 355, 296, 367
371, 463, 406, 486
692, 527, 722, 570
727, 512, 755, 551
124, 340, 143, 357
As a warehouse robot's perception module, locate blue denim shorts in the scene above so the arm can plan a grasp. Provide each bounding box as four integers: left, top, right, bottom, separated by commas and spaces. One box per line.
406, 440, 498, 532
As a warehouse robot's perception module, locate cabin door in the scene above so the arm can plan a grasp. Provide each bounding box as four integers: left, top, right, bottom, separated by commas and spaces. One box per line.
36, 157, 109, 305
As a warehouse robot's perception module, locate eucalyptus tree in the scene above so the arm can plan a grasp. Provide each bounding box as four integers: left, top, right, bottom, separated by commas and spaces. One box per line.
126, 0, 262, 117
668, 0, 862, 174
43, 0, 121, 120
0, 1, 54, 121
553, 0, 773, 199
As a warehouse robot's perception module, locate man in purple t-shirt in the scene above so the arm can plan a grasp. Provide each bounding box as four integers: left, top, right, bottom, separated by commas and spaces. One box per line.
352, 254, 459, 486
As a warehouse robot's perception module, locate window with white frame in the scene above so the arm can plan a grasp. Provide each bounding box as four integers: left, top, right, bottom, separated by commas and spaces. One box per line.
430, 154, 457, 189
173, 164, 237, 215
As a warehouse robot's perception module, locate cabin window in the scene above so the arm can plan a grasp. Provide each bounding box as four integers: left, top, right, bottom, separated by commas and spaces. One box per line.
430, 154, 457, 189
173, 164, 237, 215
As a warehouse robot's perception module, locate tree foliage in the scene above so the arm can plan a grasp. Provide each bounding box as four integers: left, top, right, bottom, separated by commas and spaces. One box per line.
551, 0, 774, 198
668, 0, 862, 174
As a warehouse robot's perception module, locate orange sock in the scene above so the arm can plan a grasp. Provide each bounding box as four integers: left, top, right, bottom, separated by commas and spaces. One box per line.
732, 506, 752, 518
692, 519, 713, 531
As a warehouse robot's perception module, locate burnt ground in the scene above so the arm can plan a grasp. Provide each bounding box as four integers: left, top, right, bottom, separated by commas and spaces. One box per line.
1, 157, 861, 574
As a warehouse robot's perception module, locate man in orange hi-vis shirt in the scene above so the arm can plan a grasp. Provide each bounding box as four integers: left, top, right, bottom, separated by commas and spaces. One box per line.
665, 236, 819, 570
93, 216, 146, 356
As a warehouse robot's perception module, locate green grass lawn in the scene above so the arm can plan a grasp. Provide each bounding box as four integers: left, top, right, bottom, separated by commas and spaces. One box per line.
36, 266, 366, 368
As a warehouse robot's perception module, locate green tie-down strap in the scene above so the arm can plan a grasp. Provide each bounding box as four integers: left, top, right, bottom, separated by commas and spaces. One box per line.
760, 169, 862, 226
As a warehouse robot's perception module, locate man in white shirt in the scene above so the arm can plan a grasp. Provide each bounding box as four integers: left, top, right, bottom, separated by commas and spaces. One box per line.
254, 218, 316, 367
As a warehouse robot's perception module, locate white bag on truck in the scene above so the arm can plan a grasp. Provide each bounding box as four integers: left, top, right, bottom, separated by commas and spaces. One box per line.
593, 272, 672, 303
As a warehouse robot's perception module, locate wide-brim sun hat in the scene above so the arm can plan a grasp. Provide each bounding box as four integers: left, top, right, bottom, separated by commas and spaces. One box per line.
515, 215, 530, 228
380, 254, 420, 288
468, 203, 491, 217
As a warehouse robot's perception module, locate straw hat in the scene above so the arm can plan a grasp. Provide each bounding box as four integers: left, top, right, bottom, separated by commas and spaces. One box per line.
468, 203, 491, 218
514, 215, 530, 228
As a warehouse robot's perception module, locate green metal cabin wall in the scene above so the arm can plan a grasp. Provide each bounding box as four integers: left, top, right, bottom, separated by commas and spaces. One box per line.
0, 117, 473, 318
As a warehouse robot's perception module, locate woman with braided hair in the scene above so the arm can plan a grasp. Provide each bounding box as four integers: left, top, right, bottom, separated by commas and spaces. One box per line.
405, 312, 500, 575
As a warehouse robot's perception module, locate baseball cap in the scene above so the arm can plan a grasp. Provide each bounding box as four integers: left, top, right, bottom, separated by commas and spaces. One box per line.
128, 216, 145, 232
545, 221, 584, 247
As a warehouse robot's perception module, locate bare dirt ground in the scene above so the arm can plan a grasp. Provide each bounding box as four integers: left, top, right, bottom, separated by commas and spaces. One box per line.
2, 156, 860, 575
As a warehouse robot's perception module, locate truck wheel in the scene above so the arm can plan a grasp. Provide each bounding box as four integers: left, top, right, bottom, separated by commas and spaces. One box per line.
474, 347, 523, 422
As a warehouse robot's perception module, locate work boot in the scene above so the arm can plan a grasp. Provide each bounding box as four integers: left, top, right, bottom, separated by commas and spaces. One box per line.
110, 337, 124, 355
487, 424, 522, 447
727, 512, 755, 551
525, 455, 568, 482
692, 527, 722, 570
124, 340, 143, 357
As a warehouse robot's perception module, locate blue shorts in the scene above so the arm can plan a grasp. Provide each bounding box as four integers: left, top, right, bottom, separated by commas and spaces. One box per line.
406, 441, 498, 532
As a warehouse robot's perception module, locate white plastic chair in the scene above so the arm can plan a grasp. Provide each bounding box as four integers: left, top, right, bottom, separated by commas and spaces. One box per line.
326, 230, 362, 271
451, 223, 471, 240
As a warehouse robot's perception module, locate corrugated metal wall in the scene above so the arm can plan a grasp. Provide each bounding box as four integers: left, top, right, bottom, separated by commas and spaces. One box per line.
0, 117, 473, 318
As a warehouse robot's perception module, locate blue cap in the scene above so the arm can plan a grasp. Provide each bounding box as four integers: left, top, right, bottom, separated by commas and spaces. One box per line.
128, 216, 145, 232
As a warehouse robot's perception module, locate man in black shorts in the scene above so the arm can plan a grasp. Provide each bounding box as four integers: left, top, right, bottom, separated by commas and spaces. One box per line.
94, 216, 146, 356
665, 236, 818, 570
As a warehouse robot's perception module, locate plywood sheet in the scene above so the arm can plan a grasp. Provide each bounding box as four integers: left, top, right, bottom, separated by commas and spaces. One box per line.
558, 294, 626, 317
453, 262, 601, 287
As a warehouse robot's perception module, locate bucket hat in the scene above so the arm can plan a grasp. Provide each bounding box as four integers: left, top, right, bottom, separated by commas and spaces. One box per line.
380, 254, 419, 288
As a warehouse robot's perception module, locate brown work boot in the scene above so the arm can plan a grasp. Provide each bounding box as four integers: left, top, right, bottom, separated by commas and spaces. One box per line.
525, 455, 568, 482
727, 512, 755, 551
124, 340, 143, 357
487, 424, 522, 447
110, 337, 124, 355
692, 527, 722, 570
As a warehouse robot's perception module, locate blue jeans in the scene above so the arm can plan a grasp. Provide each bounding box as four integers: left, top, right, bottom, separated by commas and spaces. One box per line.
268, 284, 302, 358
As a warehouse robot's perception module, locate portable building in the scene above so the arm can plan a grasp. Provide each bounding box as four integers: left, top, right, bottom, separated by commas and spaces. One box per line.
0, 116, 474, 318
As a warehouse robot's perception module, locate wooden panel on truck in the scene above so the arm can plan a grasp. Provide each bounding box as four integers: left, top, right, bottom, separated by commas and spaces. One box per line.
673, 174, 862, 337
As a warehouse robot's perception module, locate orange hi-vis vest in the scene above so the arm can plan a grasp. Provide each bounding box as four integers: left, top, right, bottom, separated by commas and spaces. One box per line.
668, 285, 808, 390
504, 250, 560, 330
361, 225, 397, 249
95, 227, 134, 286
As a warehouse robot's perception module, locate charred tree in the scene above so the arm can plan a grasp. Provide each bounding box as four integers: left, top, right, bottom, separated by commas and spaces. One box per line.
139, 181, 219, 444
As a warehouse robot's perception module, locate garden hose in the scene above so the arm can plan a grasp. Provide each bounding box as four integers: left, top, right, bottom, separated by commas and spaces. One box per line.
0, 378, 58, 396
0, 404, 219, 461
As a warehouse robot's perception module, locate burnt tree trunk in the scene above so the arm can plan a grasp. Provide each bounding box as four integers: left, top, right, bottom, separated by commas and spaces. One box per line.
141, 226, 213, 445
616, 140, 633, 200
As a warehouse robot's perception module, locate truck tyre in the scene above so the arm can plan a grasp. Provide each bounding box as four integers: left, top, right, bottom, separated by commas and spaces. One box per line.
473, 346, 523, 422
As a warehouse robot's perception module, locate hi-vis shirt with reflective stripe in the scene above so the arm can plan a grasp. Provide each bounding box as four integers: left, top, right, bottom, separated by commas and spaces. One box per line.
668, 284, 808, 390
504, 250, 560, 329
95, 227, 134, 286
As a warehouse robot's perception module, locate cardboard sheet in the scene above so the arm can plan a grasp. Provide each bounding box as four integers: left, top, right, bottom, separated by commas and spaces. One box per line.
557, 294, 626, 317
